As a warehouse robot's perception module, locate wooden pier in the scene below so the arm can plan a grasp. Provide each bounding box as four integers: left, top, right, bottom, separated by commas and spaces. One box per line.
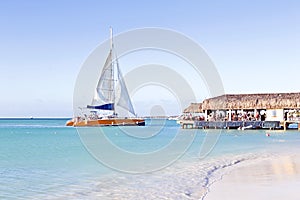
179, 120, 299, 130
180, 120, 195, 129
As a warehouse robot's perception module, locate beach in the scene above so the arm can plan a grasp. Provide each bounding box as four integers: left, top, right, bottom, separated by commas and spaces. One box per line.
205, 153, 300, 200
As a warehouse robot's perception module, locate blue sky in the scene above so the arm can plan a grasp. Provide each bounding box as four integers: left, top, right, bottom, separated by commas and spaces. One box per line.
0, 0, 299, 117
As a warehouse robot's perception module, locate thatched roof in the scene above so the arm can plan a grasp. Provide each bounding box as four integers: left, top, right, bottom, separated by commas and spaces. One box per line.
183, 103, 202, 113
184, 93, 300, 112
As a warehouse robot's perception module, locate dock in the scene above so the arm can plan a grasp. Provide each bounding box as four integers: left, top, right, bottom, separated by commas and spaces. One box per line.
180, 120, 299, 130
180, 120, 195, 129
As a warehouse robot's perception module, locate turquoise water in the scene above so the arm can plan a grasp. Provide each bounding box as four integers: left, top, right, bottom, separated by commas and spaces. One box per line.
0, 119, 299, 199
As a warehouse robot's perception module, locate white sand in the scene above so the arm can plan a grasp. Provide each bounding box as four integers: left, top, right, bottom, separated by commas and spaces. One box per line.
205, 154, 300, 200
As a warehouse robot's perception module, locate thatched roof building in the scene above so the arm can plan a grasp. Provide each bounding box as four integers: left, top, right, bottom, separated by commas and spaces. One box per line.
184, 93, 300, 112
183, 103, 202, 113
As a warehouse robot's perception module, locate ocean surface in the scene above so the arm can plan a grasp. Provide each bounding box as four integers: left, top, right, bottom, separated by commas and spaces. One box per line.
0, 119, 299, 199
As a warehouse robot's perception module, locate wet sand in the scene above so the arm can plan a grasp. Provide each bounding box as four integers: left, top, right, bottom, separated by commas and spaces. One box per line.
205, 154, 300, 200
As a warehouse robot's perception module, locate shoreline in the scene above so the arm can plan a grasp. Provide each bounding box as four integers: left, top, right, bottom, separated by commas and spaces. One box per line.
204, 153, 300, 200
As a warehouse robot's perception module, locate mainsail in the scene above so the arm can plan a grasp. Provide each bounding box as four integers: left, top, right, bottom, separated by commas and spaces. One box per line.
90, 49, 114, 110
88, 28, 136, 116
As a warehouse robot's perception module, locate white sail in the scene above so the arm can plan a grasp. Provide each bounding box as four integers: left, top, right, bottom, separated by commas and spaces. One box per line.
116, 60, 135, 116
91, 49, 114, 106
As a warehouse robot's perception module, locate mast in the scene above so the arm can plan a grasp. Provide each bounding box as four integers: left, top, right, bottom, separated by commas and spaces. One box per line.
110, 27, 113, 50
110, 27, 116, 115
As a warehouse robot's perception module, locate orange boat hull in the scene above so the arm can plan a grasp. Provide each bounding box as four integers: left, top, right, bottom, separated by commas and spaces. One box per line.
66, 118, 145, 127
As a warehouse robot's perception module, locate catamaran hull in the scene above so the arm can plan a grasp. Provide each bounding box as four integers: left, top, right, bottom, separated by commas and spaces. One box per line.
66, 118, 145, 127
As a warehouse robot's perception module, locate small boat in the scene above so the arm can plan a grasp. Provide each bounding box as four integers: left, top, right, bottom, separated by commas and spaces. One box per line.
167, 116, 180, 121
66, 28, 145, 127
238, 125, 253, 130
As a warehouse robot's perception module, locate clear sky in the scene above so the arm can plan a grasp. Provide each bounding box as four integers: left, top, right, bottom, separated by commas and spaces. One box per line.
0, 0, 299, 117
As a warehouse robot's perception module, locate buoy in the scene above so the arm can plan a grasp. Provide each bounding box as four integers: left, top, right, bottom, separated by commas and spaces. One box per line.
266, 133, 270, 137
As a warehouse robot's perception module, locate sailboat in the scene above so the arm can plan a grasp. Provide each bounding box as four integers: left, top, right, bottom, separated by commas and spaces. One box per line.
66, 28, 145, 126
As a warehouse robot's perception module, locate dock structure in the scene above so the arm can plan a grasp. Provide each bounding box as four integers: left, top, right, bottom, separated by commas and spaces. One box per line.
180, 120, 195, 129
182, 92, 300, 130
179, 120, 282, 130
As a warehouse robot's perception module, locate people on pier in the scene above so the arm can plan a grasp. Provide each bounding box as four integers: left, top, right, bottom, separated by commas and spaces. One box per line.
198, 110, 267, 122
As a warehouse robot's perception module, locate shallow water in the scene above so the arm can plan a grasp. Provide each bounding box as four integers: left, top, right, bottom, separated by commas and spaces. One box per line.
0, 119, 299, 199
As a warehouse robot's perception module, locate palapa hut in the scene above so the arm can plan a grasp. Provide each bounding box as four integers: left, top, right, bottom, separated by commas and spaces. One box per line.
182, 103, 204, 120
184, 93, 300, 122
183, 103, 202, 113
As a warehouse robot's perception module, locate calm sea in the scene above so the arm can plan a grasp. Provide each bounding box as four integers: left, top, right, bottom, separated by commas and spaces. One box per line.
0, 119, 299, 199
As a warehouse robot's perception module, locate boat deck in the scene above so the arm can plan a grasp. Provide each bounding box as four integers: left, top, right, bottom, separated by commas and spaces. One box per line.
66, 118, 145, 127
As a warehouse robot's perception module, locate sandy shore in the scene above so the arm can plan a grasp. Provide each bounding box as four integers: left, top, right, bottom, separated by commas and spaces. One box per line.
205, 154, 300, 200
